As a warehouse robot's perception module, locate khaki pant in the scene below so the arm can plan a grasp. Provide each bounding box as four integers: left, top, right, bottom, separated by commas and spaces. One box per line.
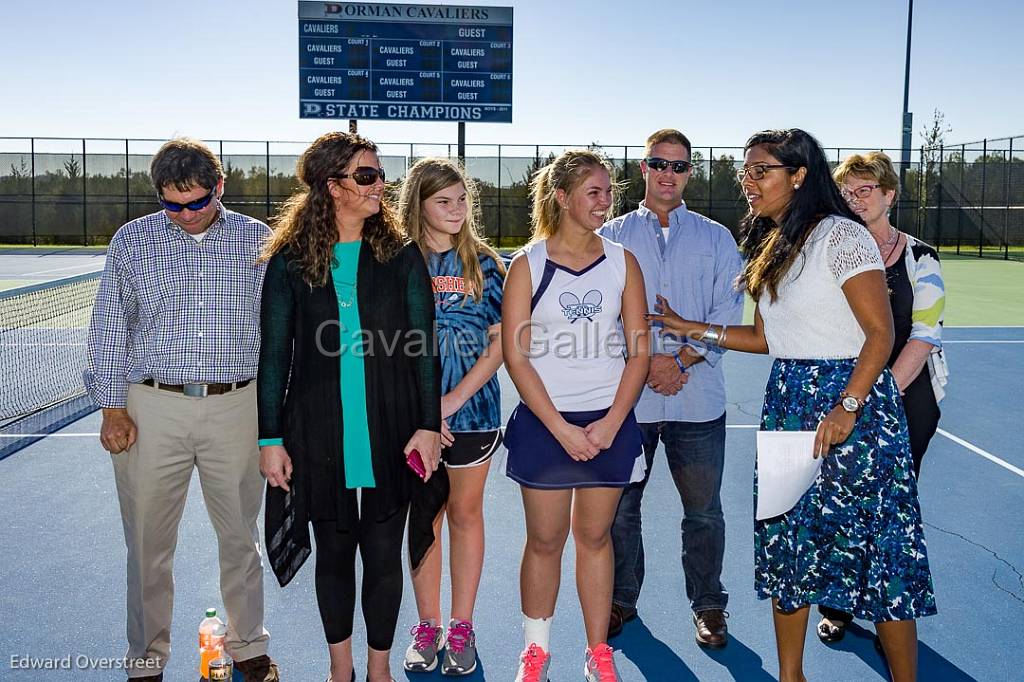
112, 382, 268, 678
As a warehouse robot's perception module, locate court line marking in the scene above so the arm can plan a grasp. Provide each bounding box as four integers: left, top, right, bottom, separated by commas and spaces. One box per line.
936, 428, 1024, 479
946, 325, 1024, 329
4, 426, 1021, 481
19, 264, 103, 277
943, 340, 1024, 344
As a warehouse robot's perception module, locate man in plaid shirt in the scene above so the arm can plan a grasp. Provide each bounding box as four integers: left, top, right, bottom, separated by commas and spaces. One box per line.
85, 138, 279, 682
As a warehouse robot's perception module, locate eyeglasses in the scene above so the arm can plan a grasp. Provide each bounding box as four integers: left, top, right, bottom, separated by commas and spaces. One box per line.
645, 157, 694, 174
331, 166, 386, 186
735, 164, 795, 182
158, 186, 217, 213
839, 184, 882, 201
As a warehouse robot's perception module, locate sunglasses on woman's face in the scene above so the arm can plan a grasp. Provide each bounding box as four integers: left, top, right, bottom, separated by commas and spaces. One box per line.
645, 157, 694, 174
332, 166, 386, 186
158, 186, 217, 212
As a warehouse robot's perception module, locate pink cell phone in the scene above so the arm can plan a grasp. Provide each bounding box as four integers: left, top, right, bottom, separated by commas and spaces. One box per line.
406, 449, 427, 479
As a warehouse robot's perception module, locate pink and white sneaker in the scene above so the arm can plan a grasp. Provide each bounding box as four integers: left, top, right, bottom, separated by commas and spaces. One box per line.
514, 642, 551, 682
584, 642, 620, 681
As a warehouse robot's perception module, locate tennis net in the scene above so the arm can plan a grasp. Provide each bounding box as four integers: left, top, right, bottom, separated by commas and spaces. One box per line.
0, 272, 101, 458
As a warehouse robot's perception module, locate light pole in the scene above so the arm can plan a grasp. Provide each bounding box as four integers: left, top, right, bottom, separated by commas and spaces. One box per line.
900, 0, 914, 186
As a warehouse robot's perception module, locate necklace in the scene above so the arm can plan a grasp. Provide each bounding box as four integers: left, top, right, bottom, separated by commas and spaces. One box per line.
874, 225, 898, 249
883, 231, 902, 264
336, 281, 357, 308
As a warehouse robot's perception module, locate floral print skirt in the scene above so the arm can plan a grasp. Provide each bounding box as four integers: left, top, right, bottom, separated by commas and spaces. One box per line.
754, 358, 937, 622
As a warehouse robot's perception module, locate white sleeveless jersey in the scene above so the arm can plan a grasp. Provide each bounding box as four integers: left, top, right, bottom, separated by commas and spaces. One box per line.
519, 237, 628, 411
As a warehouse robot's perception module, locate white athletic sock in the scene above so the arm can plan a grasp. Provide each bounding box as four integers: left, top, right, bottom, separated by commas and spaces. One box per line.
523, 614, 553, 651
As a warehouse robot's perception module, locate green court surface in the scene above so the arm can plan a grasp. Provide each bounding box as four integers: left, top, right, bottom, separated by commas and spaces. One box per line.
742, 254, 1022, 327
940, 255, 1023, 326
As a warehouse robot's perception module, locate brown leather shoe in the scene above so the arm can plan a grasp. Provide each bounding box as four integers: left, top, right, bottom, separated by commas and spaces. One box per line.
234, 655, 280, 682
607, 603, 637, 639
693, 609, 729, 649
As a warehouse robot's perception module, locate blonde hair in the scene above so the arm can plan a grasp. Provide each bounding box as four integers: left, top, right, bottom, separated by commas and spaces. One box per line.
260, 132, 403, 286
398, 157, 504, 303
833, 151, 901, 203
529, 150, 615, 241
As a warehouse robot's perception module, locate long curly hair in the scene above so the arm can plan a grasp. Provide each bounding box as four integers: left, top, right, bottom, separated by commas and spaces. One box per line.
398, 157, 505, 304
738, 129, 861, 302
260, 132, 403, 286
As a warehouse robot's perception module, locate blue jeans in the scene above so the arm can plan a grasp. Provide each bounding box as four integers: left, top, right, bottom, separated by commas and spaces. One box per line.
610, 413, 728, 613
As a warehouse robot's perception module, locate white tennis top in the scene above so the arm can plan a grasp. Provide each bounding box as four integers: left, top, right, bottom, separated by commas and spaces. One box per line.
758, 216, 884, 360
519, 237, 628, 411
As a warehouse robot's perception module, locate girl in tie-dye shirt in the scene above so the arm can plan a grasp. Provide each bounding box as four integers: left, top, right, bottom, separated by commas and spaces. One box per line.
398, 157, 506, 676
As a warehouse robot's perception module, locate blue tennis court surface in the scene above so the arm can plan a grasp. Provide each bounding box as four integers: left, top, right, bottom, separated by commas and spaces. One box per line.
0, 251, 105, 290
1, 327, 1020, 680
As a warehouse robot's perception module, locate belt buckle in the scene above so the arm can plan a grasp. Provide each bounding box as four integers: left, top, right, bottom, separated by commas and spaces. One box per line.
183, 383, 208, 398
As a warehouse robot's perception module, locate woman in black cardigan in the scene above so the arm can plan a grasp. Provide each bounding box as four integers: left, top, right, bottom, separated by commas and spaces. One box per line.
258, 131, 444, 682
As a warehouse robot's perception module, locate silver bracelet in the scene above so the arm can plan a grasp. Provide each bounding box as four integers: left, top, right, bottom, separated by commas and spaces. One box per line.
701, 324, 722, 346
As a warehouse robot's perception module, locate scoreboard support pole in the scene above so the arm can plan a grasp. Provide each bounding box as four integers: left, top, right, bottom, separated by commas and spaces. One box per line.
458, 121, 466, 166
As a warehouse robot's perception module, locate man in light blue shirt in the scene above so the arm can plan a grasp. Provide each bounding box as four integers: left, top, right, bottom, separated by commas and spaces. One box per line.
599, 129, 743, 648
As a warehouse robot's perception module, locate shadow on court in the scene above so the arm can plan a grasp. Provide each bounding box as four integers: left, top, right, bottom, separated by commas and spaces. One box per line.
617, 616, 775, 681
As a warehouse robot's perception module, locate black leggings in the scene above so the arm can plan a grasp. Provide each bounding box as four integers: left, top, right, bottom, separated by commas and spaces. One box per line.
311, 490, 409, 649
901, 369, 940, 478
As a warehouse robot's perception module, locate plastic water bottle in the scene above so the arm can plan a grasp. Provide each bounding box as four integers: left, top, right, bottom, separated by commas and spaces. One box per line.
198, 608, 227, 679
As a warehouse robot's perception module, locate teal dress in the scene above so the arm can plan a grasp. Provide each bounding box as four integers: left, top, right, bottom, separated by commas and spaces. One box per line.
257, 241, 375, 489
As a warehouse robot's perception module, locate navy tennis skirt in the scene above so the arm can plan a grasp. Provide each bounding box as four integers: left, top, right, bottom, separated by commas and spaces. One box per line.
504, 401, 644, 489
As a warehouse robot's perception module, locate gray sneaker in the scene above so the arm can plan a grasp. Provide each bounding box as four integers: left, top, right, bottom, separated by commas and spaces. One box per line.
403, 619, 444, 672
584, 643, 620, 681
440, 619, 477, 676
514, 643, 551, 682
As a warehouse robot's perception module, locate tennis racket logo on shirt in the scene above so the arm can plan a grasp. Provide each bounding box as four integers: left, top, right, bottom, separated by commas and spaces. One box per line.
559, 290, 602, 322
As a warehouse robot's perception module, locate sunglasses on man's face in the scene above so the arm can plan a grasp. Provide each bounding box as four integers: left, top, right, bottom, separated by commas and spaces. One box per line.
158, 186, 217, 213
645, 157, 694, 174
332, 166, 386, 186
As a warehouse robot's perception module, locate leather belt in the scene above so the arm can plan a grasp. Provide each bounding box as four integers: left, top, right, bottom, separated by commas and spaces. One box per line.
142, 378, 251, 397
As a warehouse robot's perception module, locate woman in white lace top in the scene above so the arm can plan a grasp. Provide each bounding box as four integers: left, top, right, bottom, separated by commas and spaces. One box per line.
649, 129, 935, 682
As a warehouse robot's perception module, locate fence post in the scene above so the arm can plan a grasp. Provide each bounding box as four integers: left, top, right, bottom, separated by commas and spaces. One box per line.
125, 139, 130, 226
707, 147, 713, 216
915, 147, 924, 237
30, 137, 36, 246
979, 139, 987, 257
82, 138, 88, 246
956, 144, 965, 254
936, 144, 943, 248
265, 141, 271, 219
497, 143, 502, 246
1006, 138, 1013, 260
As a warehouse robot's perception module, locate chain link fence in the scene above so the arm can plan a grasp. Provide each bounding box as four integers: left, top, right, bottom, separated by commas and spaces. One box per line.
1, 136, 1020, 260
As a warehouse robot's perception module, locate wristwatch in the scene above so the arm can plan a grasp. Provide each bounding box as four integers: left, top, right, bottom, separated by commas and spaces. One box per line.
839, 391, 866, 414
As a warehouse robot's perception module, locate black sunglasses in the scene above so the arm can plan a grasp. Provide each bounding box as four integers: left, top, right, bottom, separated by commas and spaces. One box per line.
158, 186, 217, 213
645, 157, 694, 174
332, 166, 386, 186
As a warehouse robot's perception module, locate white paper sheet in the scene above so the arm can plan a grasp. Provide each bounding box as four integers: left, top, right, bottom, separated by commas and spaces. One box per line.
755, 431, 822, 520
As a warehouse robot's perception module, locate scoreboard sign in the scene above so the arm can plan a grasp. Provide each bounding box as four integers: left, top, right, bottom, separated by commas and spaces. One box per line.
298, 2, 513, 122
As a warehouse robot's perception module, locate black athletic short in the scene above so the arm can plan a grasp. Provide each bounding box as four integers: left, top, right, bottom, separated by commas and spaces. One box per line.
442, 429, 503, 468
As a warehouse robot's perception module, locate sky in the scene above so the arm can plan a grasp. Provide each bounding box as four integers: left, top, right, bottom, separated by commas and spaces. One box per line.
1, 0, 1021, 152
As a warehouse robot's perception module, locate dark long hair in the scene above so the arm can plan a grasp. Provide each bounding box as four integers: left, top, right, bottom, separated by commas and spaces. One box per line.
738, 129, 861, 301
260, 132, 403, 286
